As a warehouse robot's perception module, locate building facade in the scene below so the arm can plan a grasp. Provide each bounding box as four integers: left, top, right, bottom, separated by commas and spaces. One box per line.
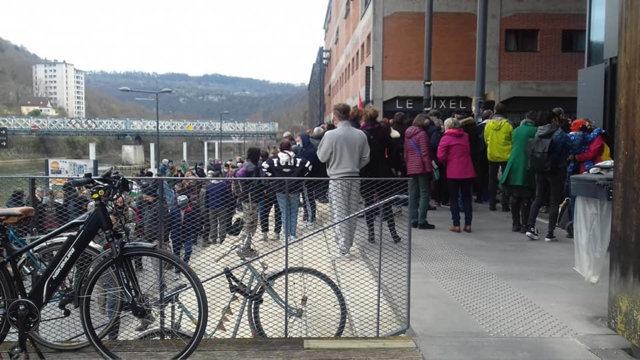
20, 97, 58, 116
33, 61, 85, 118
313, 0, 586, 122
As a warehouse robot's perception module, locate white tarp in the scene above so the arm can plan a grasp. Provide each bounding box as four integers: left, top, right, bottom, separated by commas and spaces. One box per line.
573, 196, 612, 284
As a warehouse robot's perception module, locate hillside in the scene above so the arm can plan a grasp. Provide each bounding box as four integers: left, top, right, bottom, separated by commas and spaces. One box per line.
85, 71, 308, 124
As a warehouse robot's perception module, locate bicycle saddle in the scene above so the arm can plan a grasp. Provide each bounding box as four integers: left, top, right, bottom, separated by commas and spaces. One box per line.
0, 207, 35, 225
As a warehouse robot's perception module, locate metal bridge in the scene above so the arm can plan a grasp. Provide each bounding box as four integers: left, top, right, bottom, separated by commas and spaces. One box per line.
0, 117, 279, 139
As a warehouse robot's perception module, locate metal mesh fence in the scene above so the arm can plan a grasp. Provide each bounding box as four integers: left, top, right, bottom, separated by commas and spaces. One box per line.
0, 175, 411, 348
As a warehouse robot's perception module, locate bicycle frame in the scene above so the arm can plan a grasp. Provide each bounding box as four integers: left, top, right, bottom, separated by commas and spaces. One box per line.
1, 203, 112, 309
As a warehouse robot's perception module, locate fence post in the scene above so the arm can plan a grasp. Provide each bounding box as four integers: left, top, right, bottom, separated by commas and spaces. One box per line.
284, 178, 289, 338
157, 178, 166, 336
376, 185, 384, 337
406, 178, 413, 331
29, 177, 37, 234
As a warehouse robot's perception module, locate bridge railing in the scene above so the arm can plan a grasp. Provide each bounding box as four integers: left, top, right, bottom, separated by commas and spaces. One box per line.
0, 117, 279, 137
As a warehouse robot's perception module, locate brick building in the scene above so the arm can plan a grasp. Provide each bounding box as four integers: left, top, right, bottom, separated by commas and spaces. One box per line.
309, 0, 587, 123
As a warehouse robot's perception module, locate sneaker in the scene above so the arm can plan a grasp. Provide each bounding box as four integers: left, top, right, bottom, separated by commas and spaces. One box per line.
525, 227, 539, 241
368, 234, 376, 244
262, 232, 269, 241
330, 252, 351, 261
418, 222, 435, 230
392, 233, 402, 244
271, 233, 281, 241
545, 234, 558, 242
237, 247, 259, 259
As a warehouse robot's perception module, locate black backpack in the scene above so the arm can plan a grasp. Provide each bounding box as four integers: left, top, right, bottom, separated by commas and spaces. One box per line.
528, 136, 553, 173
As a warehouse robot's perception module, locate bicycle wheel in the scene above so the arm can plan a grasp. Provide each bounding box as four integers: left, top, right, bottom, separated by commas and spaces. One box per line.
20, 240, 103, 351
251, 267, 346, 338
0, 267, 16, 344
80, 247, 207, 359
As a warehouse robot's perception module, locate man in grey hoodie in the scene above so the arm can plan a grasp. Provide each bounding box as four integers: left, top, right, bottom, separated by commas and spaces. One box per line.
317, 103, 370, 260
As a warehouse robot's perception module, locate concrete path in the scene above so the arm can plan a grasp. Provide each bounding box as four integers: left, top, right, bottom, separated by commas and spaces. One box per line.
409, 204, 633, 360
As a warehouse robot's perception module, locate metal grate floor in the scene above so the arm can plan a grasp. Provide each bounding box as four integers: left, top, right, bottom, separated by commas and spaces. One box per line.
413, 237, 577, 338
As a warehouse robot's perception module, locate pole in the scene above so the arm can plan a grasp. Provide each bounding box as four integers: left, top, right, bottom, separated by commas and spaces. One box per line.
219, 113, 223, 161
474, 0, 489, 122
243, 121, 246, 155
155, 93, 160, 173
423, 0, 434, 112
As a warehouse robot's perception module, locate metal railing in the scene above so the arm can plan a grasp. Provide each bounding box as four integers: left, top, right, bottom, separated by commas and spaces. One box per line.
0, 117, 279, 138
0, 175, 411, 348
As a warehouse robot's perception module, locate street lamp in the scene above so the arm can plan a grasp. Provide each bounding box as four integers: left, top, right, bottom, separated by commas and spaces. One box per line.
119, 86, 172, 174
219, 110, 230, 160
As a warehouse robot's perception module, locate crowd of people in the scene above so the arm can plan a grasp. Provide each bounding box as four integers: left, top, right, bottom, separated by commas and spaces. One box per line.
6, 101, 610, 266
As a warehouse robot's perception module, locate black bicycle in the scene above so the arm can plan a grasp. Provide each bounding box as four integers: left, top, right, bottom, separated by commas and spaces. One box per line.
0, 171, 207, 359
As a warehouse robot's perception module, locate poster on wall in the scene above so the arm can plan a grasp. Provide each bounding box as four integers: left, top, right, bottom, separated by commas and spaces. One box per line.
47, 159, 94, 186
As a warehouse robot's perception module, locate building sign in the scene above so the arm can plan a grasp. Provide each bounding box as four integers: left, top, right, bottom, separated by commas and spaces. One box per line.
47, 159, 93, 177
383, 97, 472, 113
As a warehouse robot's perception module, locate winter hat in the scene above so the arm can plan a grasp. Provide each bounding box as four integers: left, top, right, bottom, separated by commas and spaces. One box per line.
177, 195, 188, 204
571, 119, 588, 133
162, 159, 169, 165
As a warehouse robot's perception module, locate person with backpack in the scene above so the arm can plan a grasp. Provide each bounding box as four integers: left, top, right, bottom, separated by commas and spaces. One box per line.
233, 147, 264, 258
205, 171, 231, 246
404, 113, 435, 230
526, 110, 571, 242
484, 102, 513, 211
499, 112, 538, 233
262, 141, 312, 242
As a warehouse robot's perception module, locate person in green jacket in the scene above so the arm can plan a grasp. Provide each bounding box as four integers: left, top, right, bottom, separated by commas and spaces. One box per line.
500, 111, 538, 233
484, 102, 513, 212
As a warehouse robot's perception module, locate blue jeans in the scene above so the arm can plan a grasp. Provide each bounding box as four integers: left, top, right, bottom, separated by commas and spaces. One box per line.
276, 193, 300, 238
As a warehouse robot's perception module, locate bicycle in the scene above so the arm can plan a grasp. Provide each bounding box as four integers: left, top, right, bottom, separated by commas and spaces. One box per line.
6, 219, 103, 351
0, 170, 207, 359
144, 243, 346, 340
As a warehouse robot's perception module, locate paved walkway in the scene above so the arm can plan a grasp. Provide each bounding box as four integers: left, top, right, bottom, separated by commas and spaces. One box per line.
409, 204, 633, 360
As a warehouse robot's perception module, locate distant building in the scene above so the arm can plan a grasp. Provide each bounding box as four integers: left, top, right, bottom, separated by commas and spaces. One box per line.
312, 0, 587, 121
20, 97, 58, 116
33, 61, 85, 118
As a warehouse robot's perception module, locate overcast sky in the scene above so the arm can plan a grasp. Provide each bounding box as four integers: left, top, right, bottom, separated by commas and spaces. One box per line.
1, 0, 329, 84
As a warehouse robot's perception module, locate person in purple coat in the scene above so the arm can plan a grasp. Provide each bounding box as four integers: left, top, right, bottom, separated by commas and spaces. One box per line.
437, 118, 476, 233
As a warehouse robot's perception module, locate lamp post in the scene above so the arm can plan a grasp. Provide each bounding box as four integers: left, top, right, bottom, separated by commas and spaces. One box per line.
119, 87, 172, 173
219, 110, 229, 161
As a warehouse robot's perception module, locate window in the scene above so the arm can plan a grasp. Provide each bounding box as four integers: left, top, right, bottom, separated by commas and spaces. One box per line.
505, 29, 539, 52
352, 57, 356, 74
361, 44, 365, 63
562, 30, 586, 53
356, 51, 360, 69
344, 0, 351, 18
348, 63, 351, 79
335, 27, 339, 45
366, 33, 371, 56
361, 0, 371, 16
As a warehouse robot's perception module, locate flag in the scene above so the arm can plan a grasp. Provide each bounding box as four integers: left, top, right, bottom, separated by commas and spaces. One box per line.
358, 91, 364, 109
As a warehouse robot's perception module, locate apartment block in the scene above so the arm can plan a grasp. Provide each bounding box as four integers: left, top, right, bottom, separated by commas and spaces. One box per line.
33, 61, 86, 118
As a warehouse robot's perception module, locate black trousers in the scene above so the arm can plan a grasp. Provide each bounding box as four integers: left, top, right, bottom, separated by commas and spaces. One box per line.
528, 171, 566, 235
488, 161, 508, 207
360, 180, 398, 238
508, 186, 533, 227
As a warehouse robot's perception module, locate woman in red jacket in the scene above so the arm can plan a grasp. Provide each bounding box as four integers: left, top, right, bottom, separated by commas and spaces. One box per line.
404, 114, 435, 229
437, 118, 476, 233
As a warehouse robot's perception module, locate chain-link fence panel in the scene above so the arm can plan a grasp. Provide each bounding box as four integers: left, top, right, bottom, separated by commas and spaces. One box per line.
0, 175, 411, 349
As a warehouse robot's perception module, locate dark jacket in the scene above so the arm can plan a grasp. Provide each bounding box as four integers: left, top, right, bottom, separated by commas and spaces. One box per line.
459, 117, 484, 170
425, 124, 441, 160
140, 197, 161, 241
360, 123, 395, 178
262, 151, 312, 193
533, 124, 571, 172
169, 204, 197, 243
205, 180, 231, 210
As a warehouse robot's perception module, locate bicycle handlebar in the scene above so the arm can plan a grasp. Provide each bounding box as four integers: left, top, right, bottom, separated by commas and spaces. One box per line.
70, 177, 95, 187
